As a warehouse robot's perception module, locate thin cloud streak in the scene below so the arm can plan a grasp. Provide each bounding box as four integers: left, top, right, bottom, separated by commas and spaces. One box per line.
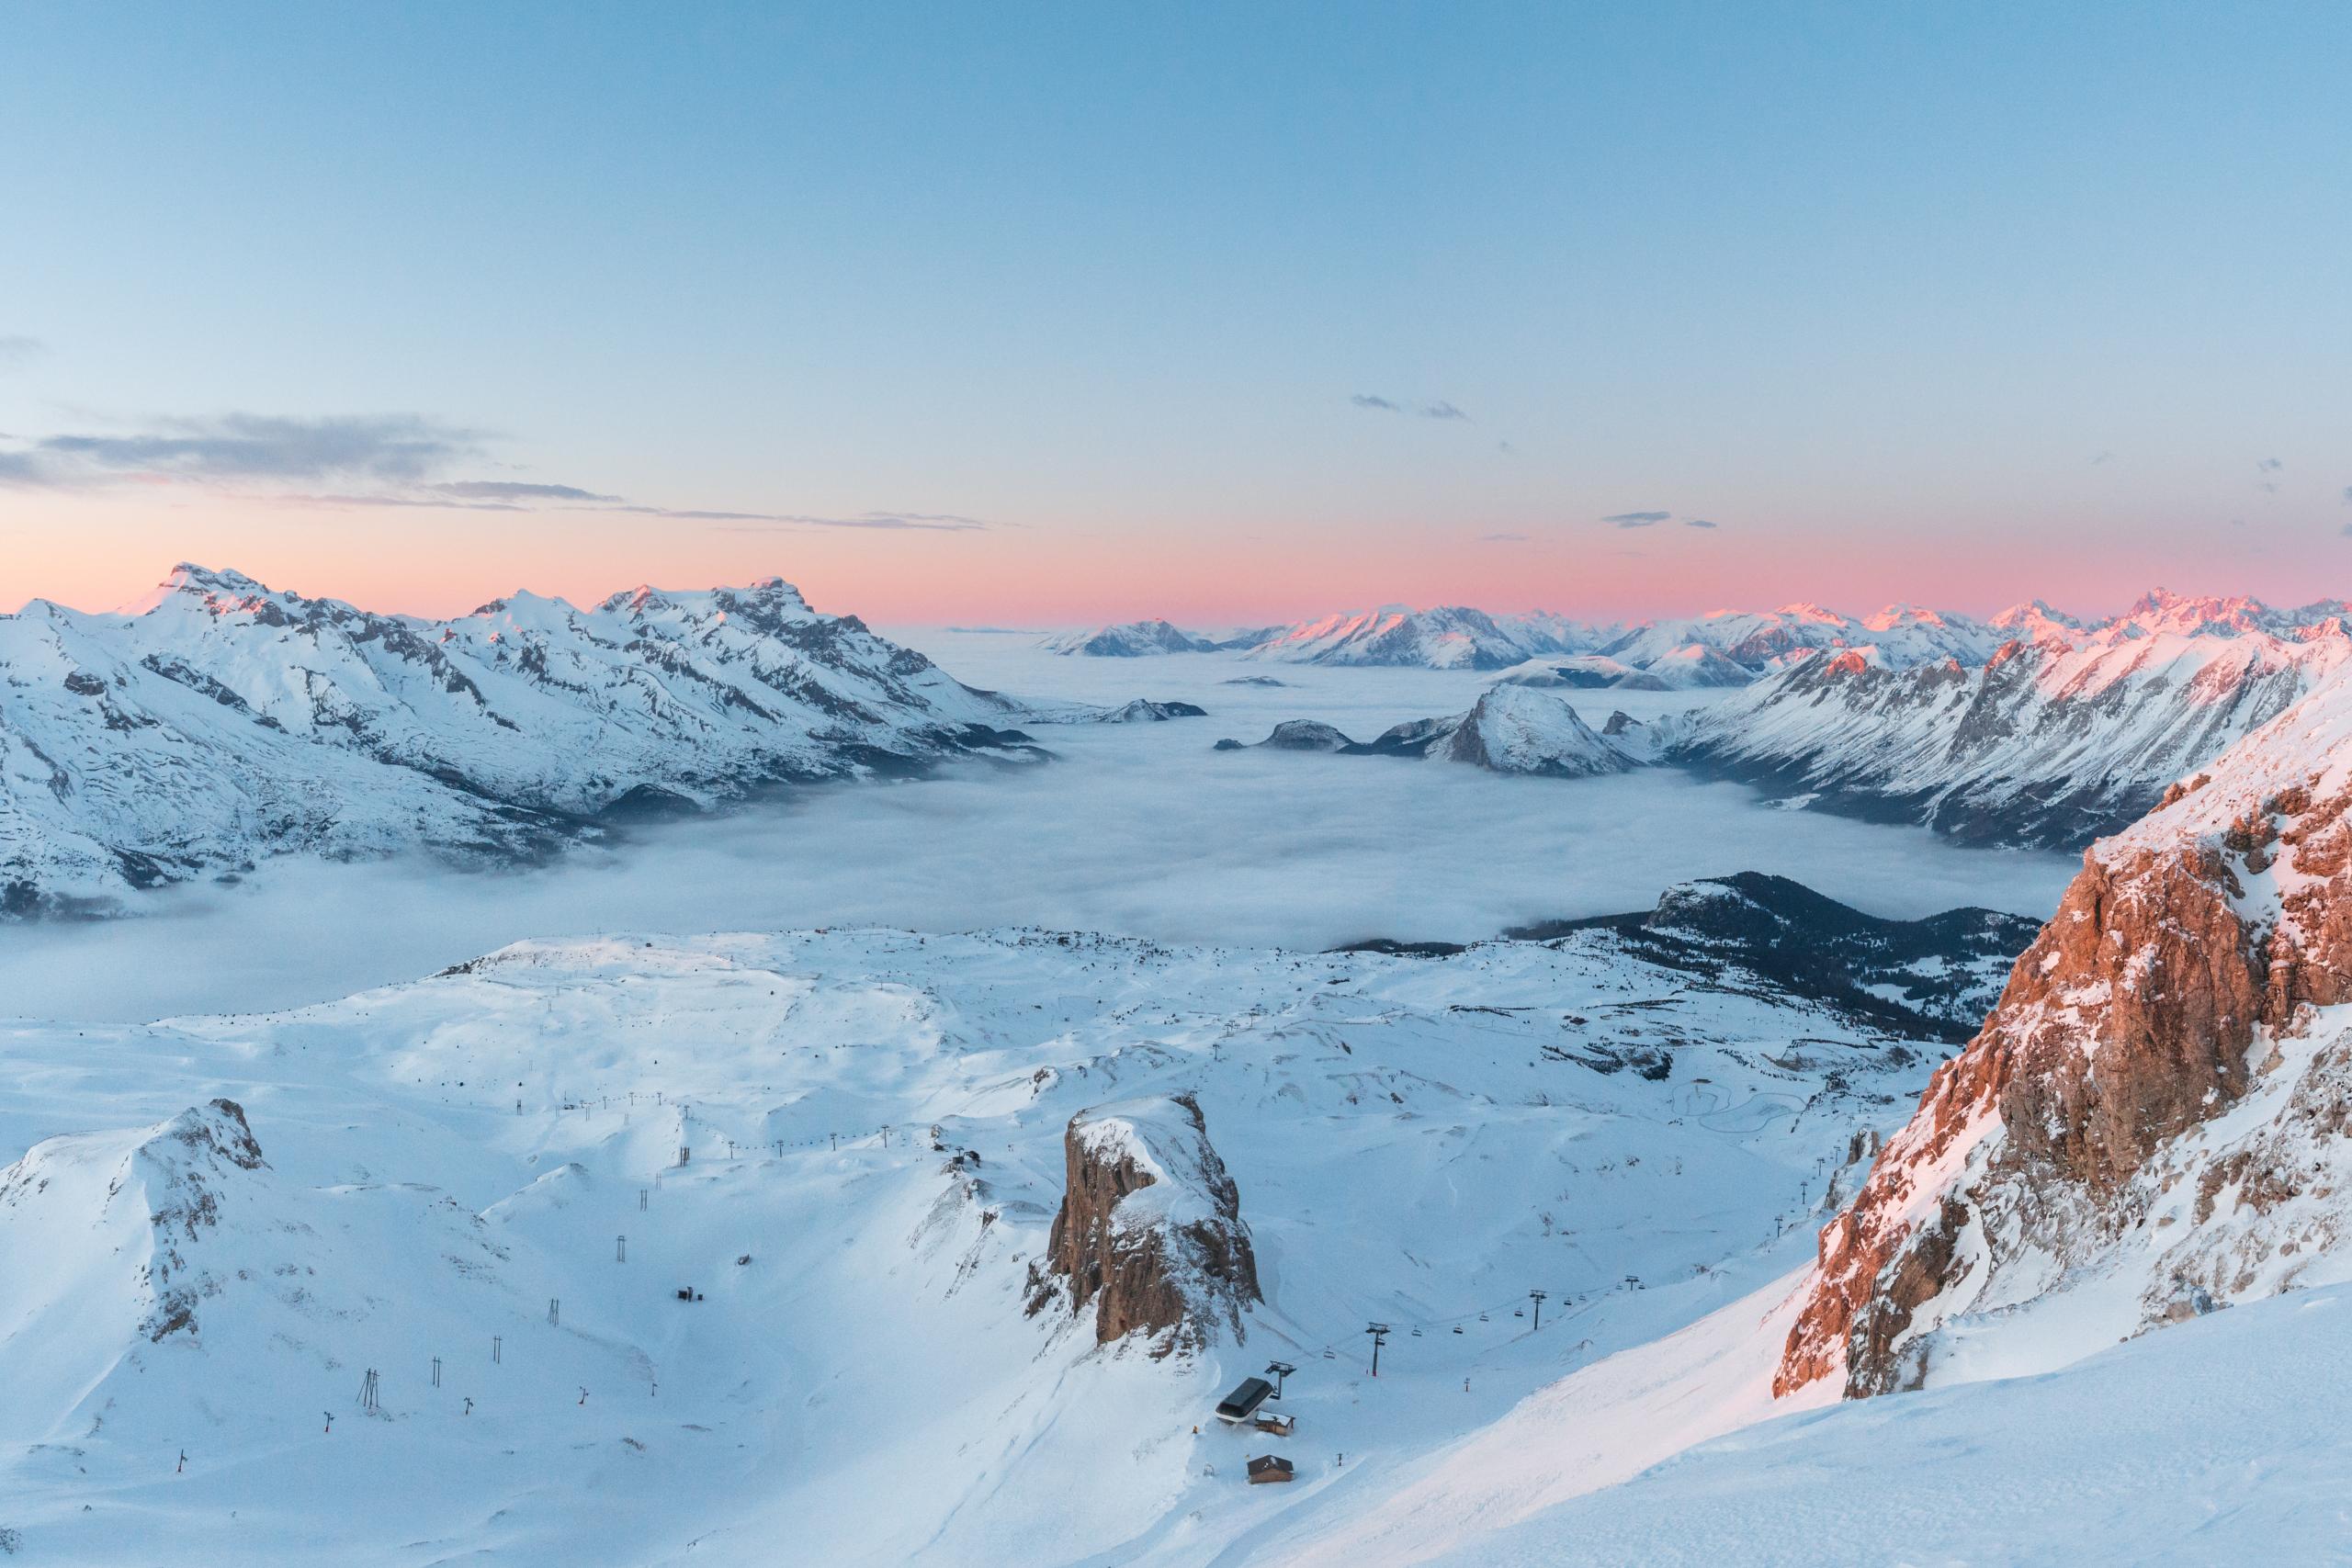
0, 407, 994, 531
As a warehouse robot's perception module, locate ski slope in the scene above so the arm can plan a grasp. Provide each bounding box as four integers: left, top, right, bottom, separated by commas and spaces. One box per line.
0, 924, 1938, 1565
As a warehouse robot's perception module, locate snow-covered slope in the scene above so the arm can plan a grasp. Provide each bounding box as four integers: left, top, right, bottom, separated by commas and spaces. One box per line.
0, 565, 1173, 916
1410, 1281, 2352, 1567
0, 916, 1952, 1564
1663, 600, 2352, 848
1216, 685, 1636, 777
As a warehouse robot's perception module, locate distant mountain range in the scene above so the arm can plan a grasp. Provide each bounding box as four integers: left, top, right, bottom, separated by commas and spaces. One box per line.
1202, 590, 2352, 851
1044, 601, 2017, 682
1042, 591, 2352, 689
0, 565, 1182, 916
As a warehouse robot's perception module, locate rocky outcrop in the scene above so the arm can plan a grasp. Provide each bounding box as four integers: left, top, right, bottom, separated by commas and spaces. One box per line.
0, 1099, 269, 1344
1775, 674, 2352, 1399
1028, 1094, 1260, 1355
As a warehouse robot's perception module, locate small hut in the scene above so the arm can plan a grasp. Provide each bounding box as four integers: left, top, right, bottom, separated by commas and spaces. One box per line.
1253, 1410, 1295, 1437
1247, 1455, 1295, 1484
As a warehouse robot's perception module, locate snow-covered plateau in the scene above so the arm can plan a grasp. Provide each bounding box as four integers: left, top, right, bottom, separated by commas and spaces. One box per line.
2, 919, 1951, 1565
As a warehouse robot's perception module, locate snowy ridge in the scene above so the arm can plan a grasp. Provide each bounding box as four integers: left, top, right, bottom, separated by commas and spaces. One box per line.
1662, 597, 2352, 848
0, 565, 1181, 916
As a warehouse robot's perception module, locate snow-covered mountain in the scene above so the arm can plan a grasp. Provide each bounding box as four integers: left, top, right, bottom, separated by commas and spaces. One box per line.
1216, 685, 1636, 777
1770, 656, 2352, 1404
1663, 590, 2352, 848
1238, 605, 1595, 671
0, 565, 1173, 916
1041, 619, 1228, 657
0, 909, 1962, 1563
1596, 603, 2007, 675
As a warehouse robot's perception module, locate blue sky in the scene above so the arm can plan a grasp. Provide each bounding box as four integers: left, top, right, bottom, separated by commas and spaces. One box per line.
2, 2, 2348, 620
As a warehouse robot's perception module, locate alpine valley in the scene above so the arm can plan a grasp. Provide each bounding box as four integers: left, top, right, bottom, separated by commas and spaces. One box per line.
9, 574, 2352, 1567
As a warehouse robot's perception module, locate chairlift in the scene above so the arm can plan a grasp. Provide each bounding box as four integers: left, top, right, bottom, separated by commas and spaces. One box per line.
1478, 1312, 1488, 1323
1451, 1325, 1464, 1335
1411, 1326, 1423, 1337
1321, 1347, 1336, 1359
1513, 1308, 1524, 1317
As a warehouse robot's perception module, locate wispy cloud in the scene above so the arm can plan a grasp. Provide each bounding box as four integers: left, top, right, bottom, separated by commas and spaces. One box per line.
1476, 532, 1528, 543
282, 491, 532, 513
1683, 517, 1719, 529
1600, 511, 1670, 528
38, 413, 486, 483
2257, 456, 2285, 493
0, 335, 42, 370
692, 510, 992, 533
0, 407, 994, 530
432, 479, 620, 504
1351, 392, 1471, 421
2088, 450, 2114, 466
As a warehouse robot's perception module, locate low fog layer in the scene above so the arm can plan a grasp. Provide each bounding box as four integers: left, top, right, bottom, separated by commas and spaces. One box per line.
0, 635, 2077, 1024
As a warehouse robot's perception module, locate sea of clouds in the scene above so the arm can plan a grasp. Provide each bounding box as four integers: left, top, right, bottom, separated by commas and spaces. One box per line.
0, 632, 2077, 1023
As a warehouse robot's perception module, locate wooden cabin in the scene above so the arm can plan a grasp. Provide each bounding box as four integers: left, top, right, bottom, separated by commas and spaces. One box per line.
1247, 1455, 1295, 1484
1253, 1410, 1295, 1437
1216, 1376, 1273, 1424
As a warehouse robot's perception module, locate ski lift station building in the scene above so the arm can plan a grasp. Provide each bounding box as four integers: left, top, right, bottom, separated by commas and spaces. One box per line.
1215, 1377, 1274, 1424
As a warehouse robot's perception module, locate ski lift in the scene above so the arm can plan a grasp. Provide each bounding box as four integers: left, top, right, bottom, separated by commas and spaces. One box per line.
1513, 1308, 1524, 1318
1321, 1347, 1336, 1359
1478, 1312, 1489, 1323
1411, 1326, 1423, 1337
1451, 1325, 1464, 1335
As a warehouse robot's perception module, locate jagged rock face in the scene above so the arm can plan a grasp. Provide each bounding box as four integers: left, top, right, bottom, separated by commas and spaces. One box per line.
1775, 693, 2352, 1399
1032, 1094, 1260, 1354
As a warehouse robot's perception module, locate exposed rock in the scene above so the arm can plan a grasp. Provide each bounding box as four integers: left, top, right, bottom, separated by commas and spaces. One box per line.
1774, 671, 2352, 1399
1027, 1094, 1260, 1354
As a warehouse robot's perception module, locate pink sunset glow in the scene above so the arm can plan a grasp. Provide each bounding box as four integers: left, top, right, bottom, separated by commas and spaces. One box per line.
2, 490, 2336, 627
